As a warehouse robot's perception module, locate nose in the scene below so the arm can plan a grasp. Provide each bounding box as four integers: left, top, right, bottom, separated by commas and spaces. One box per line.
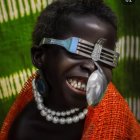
80, 60, 96, 75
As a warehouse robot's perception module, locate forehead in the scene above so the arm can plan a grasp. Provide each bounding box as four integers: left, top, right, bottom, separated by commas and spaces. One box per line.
70, 15, 117, 50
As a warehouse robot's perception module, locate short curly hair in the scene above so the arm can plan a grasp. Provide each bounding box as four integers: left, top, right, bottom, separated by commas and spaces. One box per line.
32, 0, 117, 47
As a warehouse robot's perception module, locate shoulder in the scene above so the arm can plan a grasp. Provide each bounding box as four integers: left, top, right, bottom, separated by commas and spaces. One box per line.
83, 82, 140, 139
93, 82, 131, 121
88, 82, 130, 114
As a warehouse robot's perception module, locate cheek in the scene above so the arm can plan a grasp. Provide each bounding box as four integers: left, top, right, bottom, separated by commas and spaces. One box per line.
42, 53, 68, 81
102, 67, 112, 82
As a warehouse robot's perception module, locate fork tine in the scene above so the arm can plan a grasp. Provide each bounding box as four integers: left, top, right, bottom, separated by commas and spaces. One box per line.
78, 42, 94, 50
99, 59, 117, 67
100, 55, 114, 62
101, 52, 114, 58
77, 38, 119, 68
77, 44, 93, 52
77, 48, 91, 55
76, 50, 91, 58
102, 47, 119, 56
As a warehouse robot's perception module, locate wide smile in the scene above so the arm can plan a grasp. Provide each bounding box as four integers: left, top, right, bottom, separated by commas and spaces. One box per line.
66, 77, 87, 95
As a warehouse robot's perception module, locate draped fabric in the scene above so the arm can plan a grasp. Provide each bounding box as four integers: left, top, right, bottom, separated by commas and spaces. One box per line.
82, 83, 140, 139
0, 75, 140, 140
0, 74, 35, 140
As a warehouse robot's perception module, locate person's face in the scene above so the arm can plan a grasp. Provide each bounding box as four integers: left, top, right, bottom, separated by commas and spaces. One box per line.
32, 15, 117, 109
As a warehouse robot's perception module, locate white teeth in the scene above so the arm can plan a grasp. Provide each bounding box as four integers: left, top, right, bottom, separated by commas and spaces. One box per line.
69, 79, 72, 83
67, 79, 86, 91
81, 84, 86, 89
78, 82, 81, 86
74, 83, 77, 88
71, 82, 75, 86
77, 85, 80, 89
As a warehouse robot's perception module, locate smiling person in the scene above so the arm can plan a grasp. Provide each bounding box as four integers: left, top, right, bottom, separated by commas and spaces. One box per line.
1, 0, 140, 140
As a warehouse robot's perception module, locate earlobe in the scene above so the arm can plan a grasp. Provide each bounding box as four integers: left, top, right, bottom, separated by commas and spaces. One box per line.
31, 47, 44, 69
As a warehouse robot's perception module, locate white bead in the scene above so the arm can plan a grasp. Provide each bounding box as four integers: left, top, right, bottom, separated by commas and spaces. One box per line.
36, 97, 43, 103
47, 109, 51, 113
59, 118, 66, 124
61, 112, 66, 116
56, 112, 61, 116
75, 108, 79, 111
34, 94, 38, 99
78, 112, 85, 119
51, 111, 56, 116
37, 103, 44, 110
46, 114, 53, 121
40, 110, 47, 116
66, 111, 71, 115
52, 117, 59, 124
36, 92, 41, 97
32, 80, 36, 89
73, 116, 79, 123
66, 117, 72, 124
70, 109, 75, 113
83, 109, 88, 114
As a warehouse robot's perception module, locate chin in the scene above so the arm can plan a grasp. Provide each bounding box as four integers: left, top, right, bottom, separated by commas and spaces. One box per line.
62, 80, 88, 109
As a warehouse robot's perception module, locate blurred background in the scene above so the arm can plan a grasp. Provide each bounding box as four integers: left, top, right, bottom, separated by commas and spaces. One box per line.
0, 0, 140, 128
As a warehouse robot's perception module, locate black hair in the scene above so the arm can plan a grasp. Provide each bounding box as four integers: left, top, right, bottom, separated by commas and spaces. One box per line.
32, 0, 117, 47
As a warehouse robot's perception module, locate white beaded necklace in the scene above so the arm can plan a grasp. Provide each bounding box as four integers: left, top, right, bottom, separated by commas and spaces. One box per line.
32, 79, 88, 125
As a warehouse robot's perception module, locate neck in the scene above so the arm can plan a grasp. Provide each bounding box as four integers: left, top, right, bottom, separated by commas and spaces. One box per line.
32, 78, 88, 125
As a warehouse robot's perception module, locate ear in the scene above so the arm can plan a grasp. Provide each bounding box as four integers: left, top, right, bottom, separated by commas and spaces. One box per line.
31, 47, 44, 69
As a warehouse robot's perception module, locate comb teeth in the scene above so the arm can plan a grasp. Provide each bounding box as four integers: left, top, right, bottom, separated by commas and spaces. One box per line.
77, 45, 92, 55
77, 38, 119, 68
91, 42, 119, 67
78, 42, 93, 51
76, 41, 94, 58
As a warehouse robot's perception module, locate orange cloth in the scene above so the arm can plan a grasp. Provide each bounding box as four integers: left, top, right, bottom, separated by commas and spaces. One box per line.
82, 84, 140, 139
0, 75, 140, 140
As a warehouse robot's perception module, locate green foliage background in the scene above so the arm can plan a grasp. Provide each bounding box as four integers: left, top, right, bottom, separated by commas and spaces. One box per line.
0, 0, 140, 127
105, 0, 140, 98
0, 15, 37, 77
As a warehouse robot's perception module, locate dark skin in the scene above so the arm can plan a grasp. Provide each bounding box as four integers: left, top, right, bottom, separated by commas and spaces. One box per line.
8, 15, 116, 140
